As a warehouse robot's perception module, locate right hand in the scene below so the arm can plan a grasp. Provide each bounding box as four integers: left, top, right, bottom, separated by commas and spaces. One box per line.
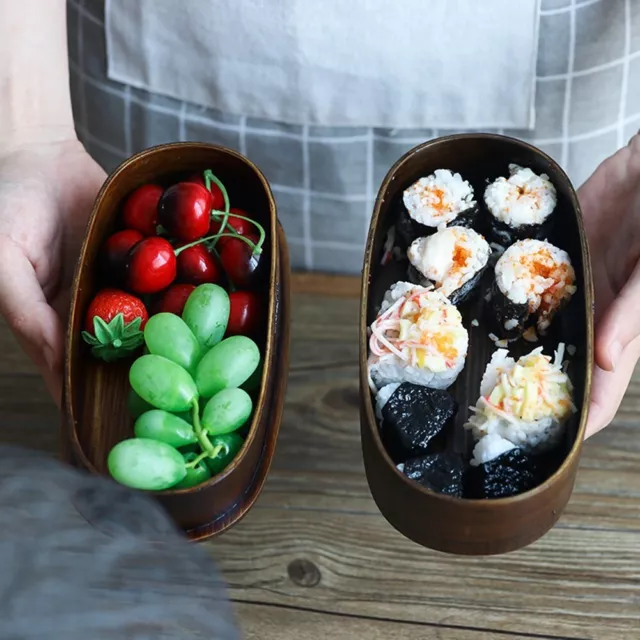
0, 136, 106, 405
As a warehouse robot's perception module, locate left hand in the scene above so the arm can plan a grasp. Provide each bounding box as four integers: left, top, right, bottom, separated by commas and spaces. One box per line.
578, 132, 640, 438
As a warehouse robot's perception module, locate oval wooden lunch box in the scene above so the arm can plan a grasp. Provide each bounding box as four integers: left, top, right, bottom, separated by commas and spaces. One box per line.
62, 142, 291, 541
359, 133, 594, 556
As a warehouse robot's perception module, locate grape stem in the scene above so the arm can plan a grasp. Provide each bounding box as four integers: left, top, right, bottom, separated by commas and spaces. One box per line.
191, 399, 214, 454
185, 445, 223, 469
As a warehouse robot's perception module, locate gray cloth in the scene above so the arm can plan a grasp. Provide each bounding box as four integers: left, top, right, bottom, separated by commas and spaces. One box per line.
0, 445, 239, 640
69, 0, 640, 274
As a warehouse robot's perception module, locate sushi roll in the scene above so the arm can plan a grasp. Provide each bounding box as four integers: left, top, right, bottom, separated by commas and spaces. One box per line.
401, 453, 467, 498
484, 164, 557, 246
368, 282, 469, 390
407, 226, 492, 305
489, 238, 577, 339
377, 382, 457, 461
397, 169, 478, 248
464, 344, 576, 454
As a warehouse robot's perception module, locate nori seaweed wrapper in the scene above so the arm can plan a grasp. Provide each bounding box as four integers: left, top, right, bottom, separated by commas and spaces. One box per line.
486, 279, 530, 339
381, 382, 457, 462
395, 204, 480, 250
485, 213, 555, 248
466, 447, 556, 499
402, 452, 467, 498
407, 262, 489, 306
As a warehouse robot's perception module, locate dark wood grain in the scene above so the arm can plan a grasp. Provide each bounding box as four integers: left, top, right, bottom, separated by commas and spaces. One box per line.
360, 134, 594, 555
1, 276, 639, 639
233, 602, 566, 640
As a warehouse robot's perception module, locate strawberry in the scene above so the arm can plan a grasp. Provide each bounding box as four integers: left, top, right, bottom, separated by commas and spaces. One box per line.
81, 289, 149, 362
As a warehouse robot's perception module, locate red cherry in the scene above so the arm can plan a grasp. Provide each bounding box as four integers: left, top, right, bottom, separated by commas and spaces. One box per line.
187, 172, 224, 211
100, 229, 143, 280
209, 208, 255, 247
219, 233, 264, 289
176, 244, 222, 285
157, 182, 212, 242
127, 237, 177, 294
227, 291, 263, 337
155, 284, 196, 316
122, 184, 163, 236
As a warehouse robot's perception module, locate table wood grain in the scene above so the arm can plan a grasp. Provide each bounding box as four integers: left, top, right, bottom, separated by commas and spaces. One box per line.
1, 273, 639, 640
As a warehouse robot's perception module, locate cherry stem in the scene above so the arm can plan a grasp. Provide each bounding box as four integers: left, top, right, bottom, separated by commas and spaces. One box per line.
174, 231, 260, 256
210, 208, 266, 255
204, 170, 230, 249
191, 400, 214, 454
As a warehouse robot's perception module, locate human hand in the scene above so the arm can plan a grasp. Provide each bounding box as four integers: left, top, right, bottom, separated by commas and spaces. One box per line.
578, 133, 640, 438
0, 137, 106, 406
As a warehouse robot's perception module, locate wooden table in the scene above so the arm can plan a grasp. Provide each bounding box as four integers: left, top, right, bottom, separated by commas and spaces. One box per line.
1, 273, 639, 640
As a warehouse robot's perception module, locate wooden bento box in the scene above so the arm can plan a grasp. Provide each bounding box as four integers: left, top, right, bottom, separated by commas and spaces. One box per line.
62, 142, 290, 541
360, 134, 593, 555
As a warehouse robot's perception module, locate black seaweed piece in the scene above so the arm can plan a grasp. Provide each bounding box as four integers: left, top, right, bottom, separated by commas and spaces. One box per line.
485, 212, 555, 248
402, 452, 467, 498
466, 448, 553, 499
395, 204, 480, 250
381, 382, 457, 463
486, 279, 530, 339
407, 262, 489, 306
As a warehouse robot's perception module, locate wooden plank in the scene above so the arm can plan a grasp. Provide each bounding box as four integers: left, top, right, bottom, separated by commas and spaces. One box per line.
291, 272, 361, 298
210, 507, 640, 640
1, 277, 640, 640
233, 602, 567, 640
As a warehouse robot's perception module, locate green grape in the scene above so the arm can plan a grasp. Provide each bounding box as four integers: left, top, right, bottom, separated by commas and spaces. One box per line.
129, 354, 198, 413
202, 388, 253, 435
205, 433, 244, 476
127, 387, 154, 419
134, 410, 197, 448
173, 451, 212, 489
182, 284, 230, 349
195, 336, 260, 398
143, 313, 201, 373
108, 438, 186, 491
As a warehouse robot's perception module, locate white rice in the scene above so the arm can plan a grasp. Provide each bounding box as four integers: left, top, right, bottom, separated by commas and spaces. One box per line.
375, 382, 401, 420
407, 226, 491, 298
368, 281, 469, 391
465, 345, 575, 456
495, 239, 577, 333
484, 164, 557, 228
403, 170, 476, 228
471, 433, 517, 467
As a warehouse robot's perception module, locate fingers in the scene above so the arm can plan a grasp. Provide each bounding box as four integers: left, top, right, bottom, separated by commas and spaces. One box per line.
0, 236, 64, 406
594, 258, 640, 372
586, 334, 640, 439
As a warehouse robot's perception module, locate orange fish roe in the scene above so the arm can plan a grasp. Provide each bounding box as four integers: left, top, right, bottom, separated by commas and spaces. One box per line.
496, 239, 576, 333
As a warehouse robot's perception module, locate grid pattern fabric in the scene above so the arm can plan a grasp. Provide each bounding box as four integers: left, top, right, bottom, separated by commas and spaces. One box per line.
68, 0, 640, 274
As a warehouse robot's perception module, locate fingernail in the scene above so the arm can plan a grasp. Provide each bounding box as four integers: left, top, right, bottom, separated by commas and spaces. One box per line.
609, 341, 622, 370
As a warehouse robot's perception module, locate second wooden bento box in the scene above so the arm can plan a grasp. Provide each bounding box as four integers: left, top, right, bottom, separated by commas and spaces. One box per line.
360, 134, 594, 555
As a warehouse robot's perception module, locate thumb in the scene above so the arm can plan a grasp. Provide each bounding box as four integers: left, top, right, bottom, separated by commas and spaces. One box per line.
595, 259, 640, 372
0, 237, 64, 406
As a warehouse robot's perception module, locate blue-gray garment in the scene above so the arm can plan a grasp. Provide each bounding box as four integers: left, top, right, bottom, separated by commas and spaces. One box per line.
0, 445, 239, 639
69, 0, 640, 274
